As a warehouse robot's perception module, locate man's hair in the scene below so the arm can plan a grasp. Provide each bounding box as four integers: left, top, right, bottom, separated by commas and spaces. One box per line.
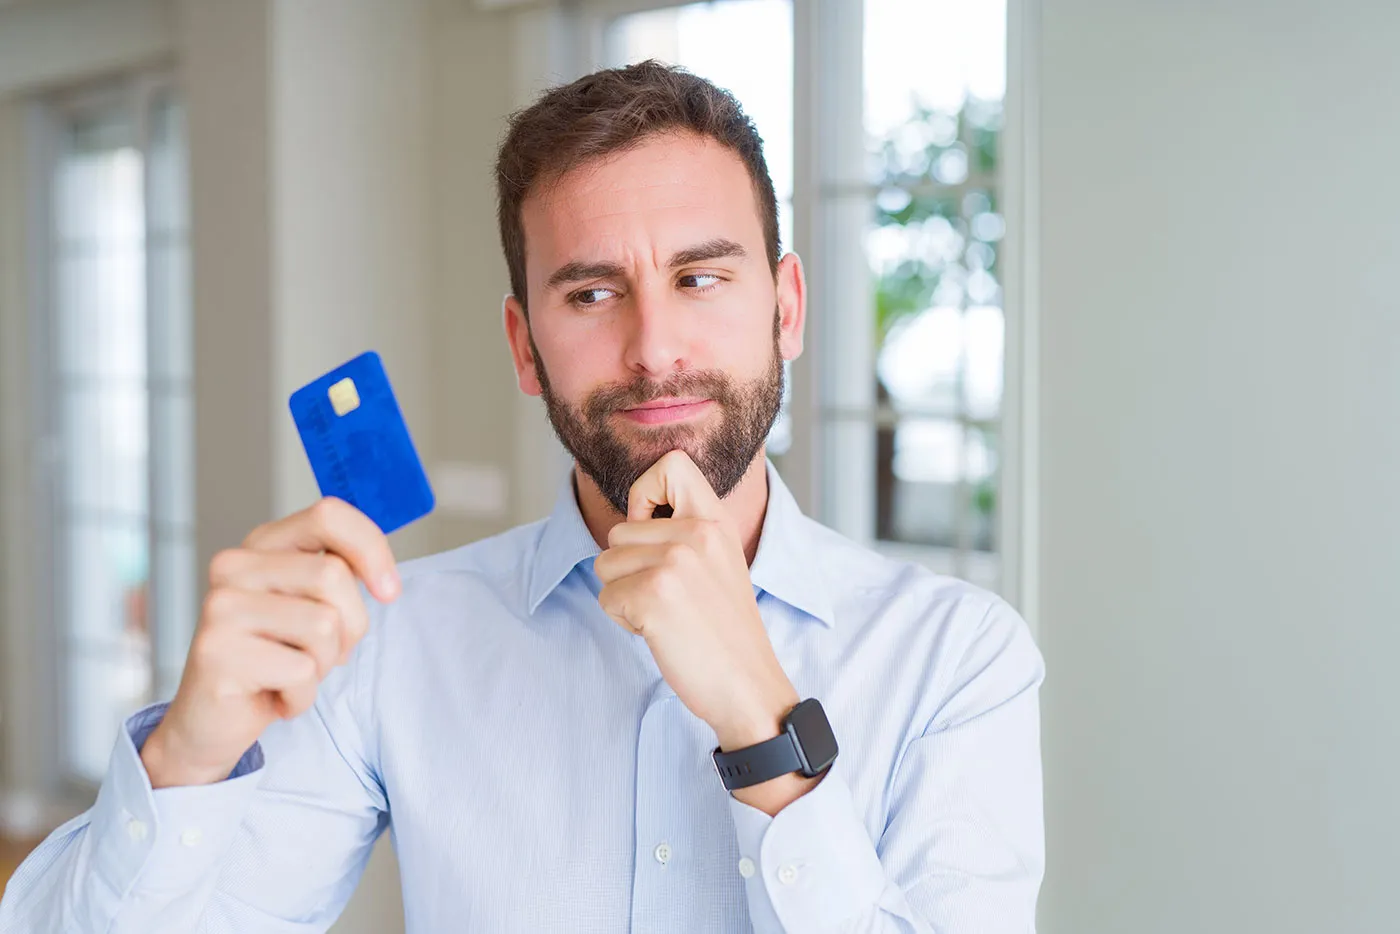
495, 60, 780, 313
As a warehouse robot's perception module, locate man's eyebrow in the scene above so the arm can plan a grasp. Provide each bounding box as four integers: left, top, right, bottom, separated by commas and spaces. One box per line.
544, 239, 749, 292
545, 261, 627, 291
667, 238, 748, 268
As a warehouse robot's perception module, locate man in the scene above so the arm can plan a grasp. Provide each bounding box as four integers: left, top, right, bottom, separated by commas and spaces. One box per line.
0, 62, 1043, 932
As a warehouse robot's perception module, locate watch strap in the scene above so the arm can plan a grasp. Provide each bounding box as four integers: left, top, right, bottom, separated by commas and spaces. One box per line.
712, 731, 803, 791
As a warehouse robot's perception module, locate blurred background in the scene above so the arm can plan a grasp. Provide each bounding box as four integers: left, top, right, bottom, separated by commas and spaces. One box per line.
0, 0, 1396, 932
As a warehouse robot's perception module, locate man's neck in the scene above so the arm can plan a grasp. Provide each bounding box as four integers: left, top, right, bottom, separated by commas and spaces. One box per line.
574, 453, 771, 565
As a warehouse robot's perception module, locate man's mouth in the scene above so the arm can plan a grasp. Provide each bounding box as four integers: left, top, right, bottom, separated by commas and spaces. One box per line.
618, 397, 714, 425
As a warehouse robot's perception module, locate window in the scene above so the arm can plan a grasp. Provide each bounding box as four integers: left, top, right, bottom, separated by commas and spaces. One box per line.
603, 0, 796, 454
572, 0, 1012, 594
861, 0, 1007, 589
39, 77, 195, 784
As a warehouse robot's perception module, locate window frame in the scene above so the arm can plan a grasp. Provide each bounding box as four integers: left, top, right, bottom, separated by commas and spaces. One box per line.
30, 68, 192, 794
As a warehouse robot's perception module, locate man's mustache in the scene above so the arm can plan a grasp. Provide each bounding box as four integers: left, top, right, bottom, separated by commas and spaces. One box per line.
584, 371, 735, 420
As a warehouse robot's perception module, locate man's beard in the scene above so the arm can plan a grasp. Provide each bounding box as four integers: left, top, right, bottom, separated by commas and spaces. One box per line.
531, 314, 784, 517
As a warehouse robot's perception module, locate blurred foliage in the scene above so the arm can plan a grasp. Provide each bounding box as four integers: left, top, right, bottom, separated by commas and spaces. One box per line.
972, 427, 999, 520
869, 97, 1006, 531
870, 97, 1003, 342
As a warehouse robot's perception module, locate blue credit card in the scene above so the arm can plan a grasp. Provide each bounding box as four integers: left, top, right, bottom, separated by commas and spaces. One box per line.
289, 351, 435, 535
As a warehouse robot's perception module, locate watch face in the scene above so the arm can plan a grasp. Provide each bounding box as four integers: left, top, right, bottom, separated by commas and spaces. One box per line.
786, 699, 839, 775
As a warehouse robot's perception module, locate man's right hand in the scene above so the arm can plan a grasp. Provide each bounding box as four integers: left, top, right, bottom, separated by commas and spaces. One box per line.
140, 498, 401, 789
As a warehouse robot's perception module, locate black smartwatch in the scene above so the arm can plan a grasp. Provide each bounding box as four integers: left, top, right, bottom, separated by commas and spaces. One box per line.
711, 698, 839, 791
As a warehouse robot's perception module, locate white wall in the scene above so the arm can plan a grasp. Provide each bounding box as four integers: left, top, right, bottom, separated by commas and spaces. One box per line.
426, 0, 534, 539
1036, 2, 1400, 931
268, 0, 436, 560
178, 0, 277, 605
0, 96, 40, 832
0, 0, 174, 92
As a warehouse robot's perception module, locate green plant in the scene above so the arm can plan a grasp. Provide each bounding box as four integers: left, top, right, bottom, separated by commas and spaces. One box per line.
870, 98, 1003, 345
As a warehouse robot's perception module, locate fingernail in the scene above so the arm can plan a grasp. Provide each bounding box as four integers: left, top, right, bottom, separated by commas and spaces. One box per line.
380, 572, 401, 600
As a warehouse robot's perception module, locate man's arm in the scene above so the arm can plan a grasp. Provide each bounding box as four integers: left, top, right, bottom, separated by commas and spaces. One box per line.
730, 598, 1045, 933
0, 603, 390, 933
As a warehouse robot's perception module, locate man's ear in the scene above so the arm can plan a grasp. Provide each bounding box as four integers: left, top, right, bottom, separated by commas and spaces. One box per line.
775, 252, 807, 362
502, 294, 542, 397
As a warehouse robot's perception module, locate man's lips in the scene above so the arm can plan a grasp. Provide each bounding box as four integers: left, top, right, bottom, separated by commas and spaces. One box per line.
617, 398, 714, 425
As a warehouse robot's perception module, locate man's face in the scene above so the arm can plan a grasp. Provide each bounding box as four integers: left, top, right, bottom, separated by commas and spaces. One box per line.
503, 132, 806, 515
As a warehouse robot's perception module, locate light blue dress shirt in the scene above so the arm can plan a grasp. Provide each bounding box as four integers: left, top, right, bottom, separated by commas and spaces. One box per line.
0, 463, 1044, 932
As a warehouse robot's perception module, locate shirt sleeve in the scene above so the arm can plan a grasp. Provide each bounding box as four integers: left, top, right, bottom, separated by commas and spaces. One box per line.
0, 598, 391, 934
728, 597, 1046, 933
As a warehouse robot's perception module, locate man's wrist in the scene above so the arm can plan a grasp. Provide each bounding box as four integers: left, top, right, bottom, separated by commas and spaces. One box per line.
731, 769, 823, 816
712, 690, 837, 815
711, 687, 801, 753
139, 724, 234, 789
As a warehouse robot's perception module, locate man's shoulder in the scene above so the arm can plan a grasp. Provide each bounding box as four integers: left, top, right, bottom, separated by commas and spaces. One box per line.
799, 516, 1040, 723
799, 513, 1007, 620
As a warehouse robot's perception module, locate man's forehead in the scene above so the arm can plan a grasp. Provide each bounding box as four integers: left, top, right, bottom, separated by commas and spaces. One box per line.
521, 137, 763, 273
531, 139, 748, 218
543, 131, 740, 192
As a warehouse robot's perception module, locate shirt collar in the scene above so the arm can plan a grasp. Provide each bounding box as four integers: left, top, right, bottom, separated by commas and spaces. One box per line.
526, 471, 604, 616
748, 460, 836, 628
526, 460, 836, 628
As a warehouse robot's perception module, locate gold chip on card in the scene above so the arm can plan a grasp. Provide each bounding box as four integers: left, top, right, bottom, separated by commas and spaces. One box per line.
328, 377, 360, 416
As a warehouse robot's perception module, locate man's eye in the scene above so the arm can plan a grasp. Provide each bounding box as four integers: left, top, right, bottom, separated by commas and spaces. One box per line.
680, 274, 722, 290
571, 287, 616, 306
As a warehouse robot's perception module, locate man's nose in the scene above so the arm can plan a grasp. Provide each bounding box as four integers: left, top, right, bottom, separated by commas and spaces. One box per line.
621, 285, 688, 377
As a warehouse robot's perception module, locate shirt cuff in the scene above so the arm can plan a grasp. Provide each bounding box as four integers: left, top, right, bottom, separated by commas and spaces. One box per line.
85, 702, 267, 900
728, 769, 886, 932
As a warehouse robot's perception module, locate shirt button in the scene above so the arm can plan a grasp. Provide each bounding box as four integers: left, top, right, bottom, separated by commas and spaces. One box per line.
738, 857, 756, 879
653, 842, 672, 865
777, 864, 799, 885
180, 828, 203, 848
126, 819, 148, 843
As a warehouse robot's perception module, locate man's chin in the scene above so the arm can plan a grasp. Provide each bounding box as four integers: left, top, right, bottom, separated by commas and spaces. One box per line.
609, 416, 706, 449
616, 433, 708, 472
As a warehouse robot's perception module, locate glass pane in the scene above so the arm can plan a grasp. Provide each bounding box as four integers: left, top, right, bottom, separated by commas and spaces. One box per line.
878, 304, 963, 414
60, 385, 106, 513
62, 383, 148, 517
864, 0, 1006, 141
64, 517, 148, 644
875, 418, 998, 551
51, 96, 160, 781
963, 303, 1003, 420
876, 300, 1004, 418
865, 0, 1006, 566
55, 148, 147, 381
55, 253, 99, 375
55, 109, 136, 240
65, 644, 152, 784
56, 243, 148, 381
